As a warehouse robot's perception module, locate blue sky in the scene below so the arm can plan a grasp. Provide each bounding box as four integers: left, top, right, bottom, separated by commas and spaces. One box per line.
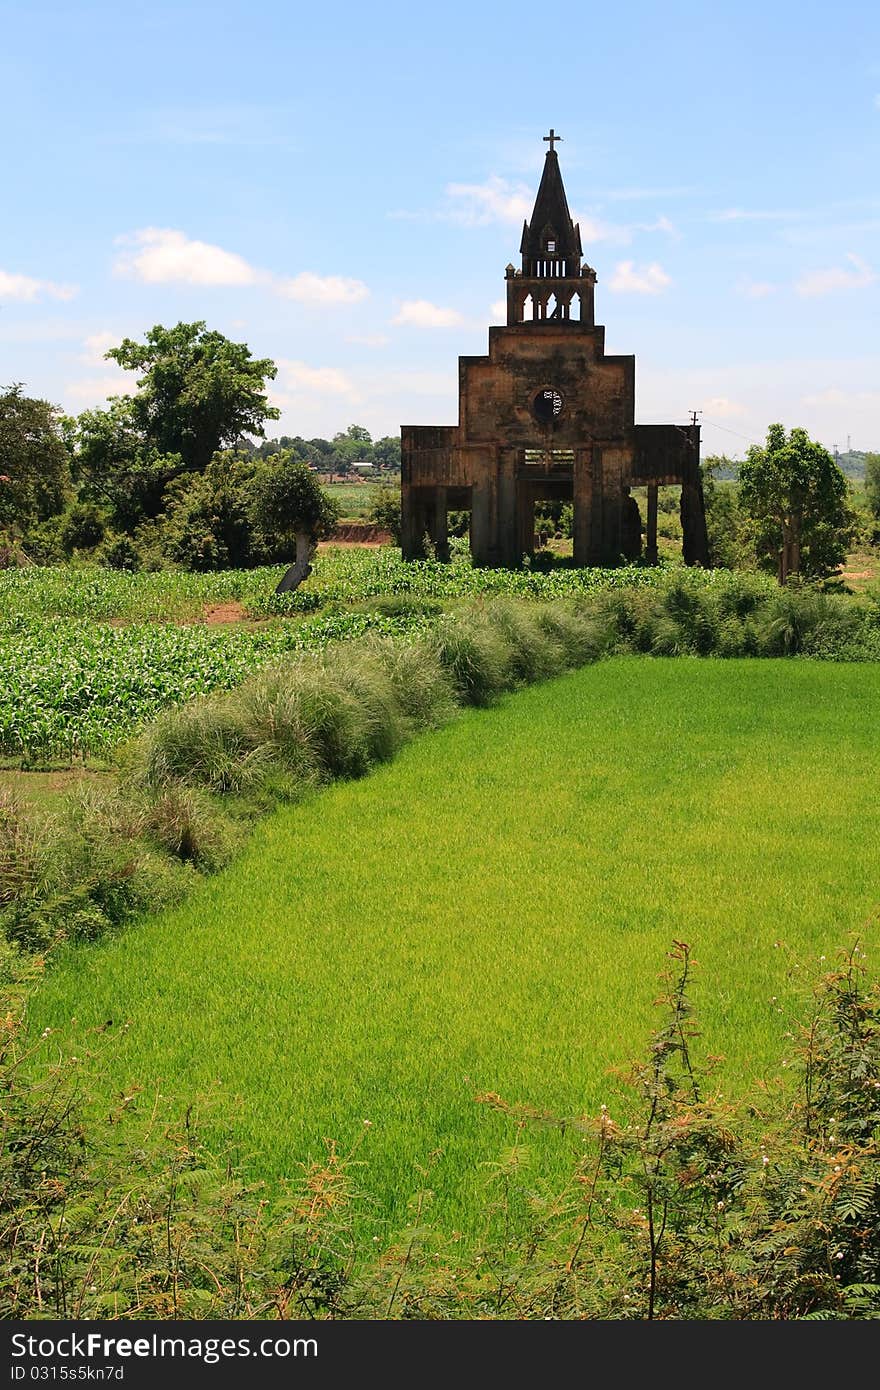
1, 0, 878, 457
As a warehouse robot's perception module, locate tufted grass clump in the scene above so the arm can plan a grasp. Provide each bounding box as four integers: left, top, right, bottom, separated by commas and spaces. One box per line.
753, 587, 864, 657
533, 603, 608, 667
144, 784, 242, 871
0, 791, 46, 908
486, 601, 568, 684
130, 702, 254, 794
368, 635, 459, 733
433, 611, 516, 706
2, 785, 192, 952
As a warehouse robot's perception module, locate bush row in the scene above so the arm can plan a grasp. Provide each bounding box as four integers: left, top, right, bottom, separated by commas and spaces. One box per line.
0, 601, 606, 952
582, 573, 880, 660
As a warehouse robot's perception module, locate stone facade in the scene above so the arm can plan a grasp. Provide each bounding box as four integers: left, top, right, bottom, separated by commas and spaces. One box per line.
401, 137, 709, 568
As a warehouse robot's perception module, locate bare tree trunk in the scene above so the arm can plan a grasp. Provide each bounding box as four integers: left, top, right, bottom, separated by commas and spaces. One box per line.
275, 531, 316, 594
778, 518, 800, 585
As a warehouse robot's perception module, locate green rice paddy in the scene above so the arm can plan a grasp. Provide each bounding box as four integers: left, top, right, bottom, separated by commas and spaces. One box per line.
29, 657, 880, 1237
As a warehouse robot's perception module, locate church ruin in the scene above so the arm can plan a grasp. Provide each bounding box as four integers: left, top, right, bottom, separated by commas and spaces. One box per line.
401, 131, 709, 568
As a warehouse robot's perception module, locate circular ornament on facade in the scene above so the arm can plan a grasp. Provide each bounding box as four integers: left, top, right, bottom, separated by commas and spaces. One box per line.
532, 387, 564, 423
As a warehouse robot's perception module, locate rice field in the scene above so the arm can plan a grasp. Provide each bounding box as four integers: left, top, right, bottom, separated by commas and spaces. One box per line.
29, 657, 880, 1239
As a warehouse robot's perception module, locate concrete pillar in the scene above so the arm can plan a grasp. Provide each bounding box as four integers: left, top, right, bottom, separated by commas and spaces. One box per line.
599, 449, 625, 563
646, 482, 659, 564
573, 446, 595, 566
681, 481, 710, 567
498, 448, 519, 567
470, 482, 491, 566
465, 448, 497, 566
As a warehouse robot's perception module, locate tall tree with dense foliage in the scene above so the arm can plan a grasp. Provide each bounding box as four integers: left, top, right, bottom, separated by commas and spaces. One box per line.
76, 323, 280, 527
738, 424, 854, 584
107, 322, 280, 472
0, 384, 71, 535
249, 452, 339, 592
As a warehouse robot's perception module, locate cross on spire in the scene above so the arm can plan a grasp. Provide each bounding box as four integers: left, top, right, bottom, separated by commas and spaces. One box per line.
543, 128, 562, 152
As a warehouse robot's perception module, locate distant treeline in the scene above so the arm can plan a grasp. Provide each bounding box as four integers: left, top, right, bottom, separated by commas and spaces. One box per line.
712, 450, 869, 482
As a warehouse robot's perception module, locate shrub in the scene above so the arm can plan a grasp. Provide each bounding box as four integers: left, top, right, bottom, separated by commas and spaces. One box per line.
487, 602, 567, 684
0, 791, 45, 907
144, 784, 242, 870
99, 534, 142, 571
434, 613, 514, 706
132, 701, 253, 793
368, 485, 402, 544
369, 636, 459, 733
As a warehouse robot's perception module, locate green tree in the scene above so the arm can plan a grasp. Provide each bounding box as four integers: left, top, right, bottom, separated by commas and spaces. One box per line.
865, 452, 880, 521
373, 435, 401, 471
738, 424, 855, 584
700, 454, 755, 571
74, 323, 280, 529
0, 384, 71, 534
75, 397, 183, 528
249, 452, 339, 592
107, 322, 280, 473
368, 484, 402, 543
331, 424, 373, 477
161, 452, 260, 571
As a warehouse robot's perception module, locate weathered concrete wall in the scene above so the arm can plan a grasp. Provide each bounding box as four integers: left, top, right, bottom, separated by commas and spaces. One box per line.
401, 322, 707, 566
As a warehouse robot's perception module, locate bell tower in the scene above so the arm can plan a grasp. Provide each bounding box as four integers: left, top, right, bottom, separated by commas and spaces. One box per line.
401, 130, 709, 570
506, 130, 597, 327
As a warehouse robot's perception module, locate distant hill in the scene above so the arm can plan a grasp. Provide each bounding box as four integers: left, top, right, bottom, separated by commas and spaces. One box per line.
833, 451, 869, 481
705, 450, 872, 483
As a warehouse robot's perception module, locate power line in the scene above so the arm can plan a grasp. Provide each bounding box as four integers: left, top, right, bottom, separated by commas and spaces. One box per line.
701, 417, 763, 447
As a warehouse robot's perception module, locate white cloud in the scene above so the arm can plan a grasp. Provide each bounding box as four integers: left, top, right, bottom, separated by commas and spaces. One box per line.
79, 331, 119, 365
608, 261, 671, 294
275, 359, 358, 396
702, 396, 745, 418
64, 373, 137, 406
444, 176, 532, 226
576, 214, 627, 245
65, 332, 135, 405
875, 93, 880, 109
0, 268, 78, 302
646, 215, 678, 238
795, 253, 877, 296
114, 228, 262, 286
489, 298, 507, 321
277, 272, 369, 304
736, 276, 776, 299
392, 299, 464, 328
113, 229, 370, 304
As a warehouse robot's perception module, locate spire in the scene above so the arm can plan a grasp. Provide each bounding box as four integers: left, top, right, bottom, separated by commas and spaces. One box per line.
520, 132, 582, 267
